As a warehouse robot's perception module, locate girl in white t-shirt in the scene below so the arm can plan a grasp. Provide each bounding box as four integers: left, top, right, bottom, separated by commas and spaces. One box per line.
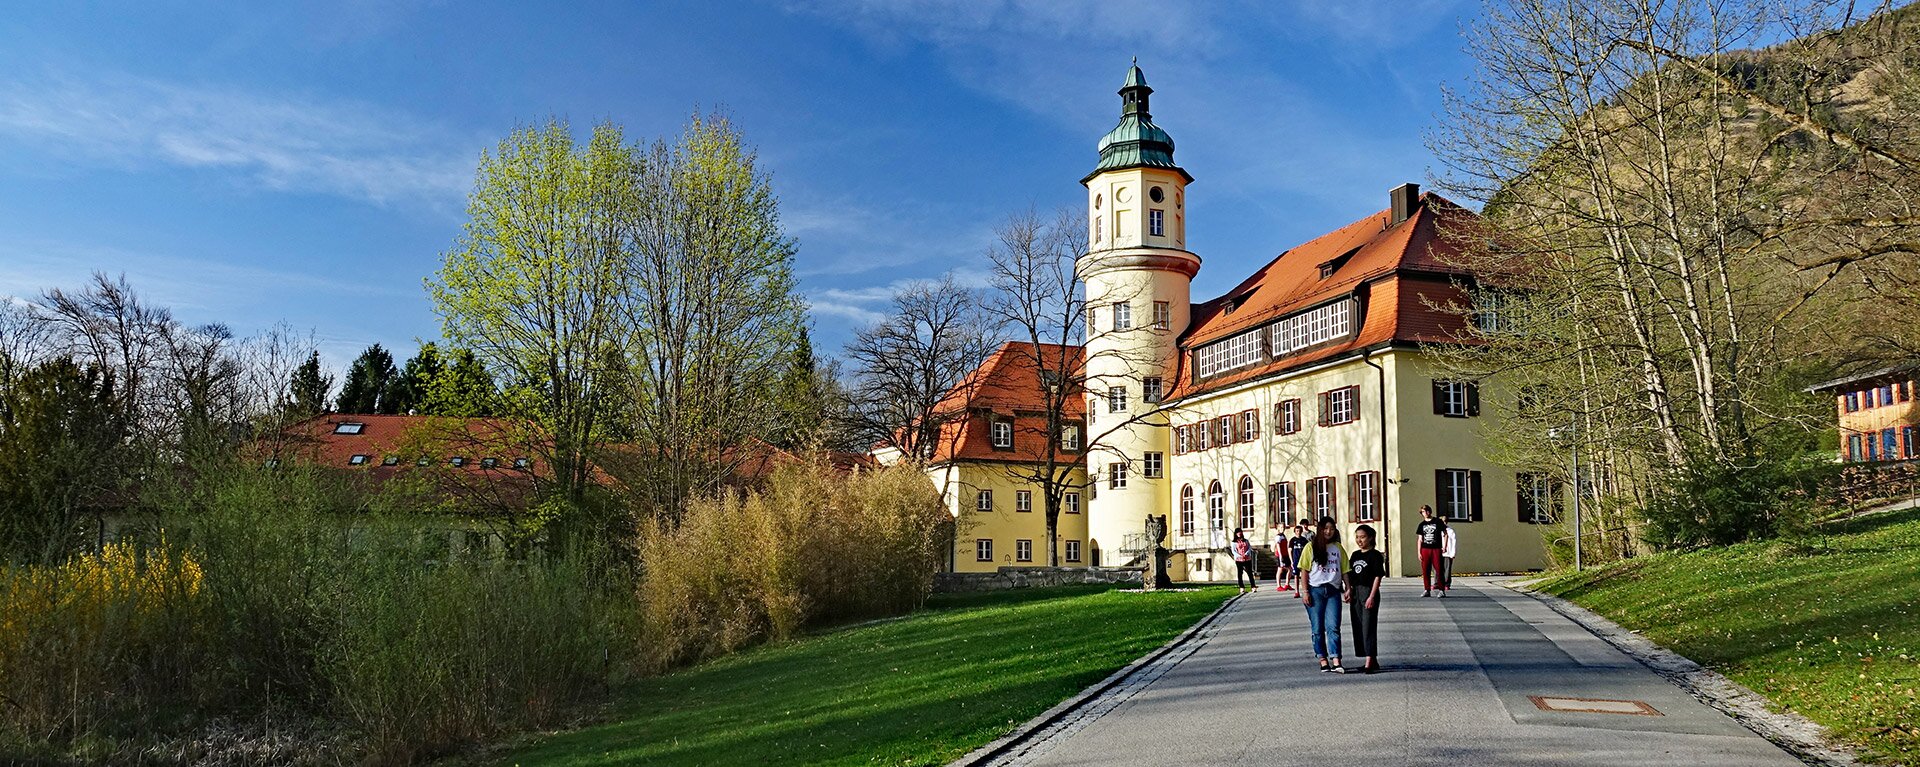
1296, 516, 1346, 672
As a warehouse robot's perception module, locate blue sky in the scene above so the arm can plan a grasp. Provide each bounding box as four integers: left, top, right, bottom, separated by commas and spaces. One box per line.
0, 0, 1476, 372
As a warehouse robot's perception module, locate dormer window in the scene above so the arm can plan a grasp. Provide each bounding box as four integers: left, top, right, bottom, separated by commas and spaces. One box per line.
333, 422, 365, 435
990, 419, 1013, 449
1318, 248, 1359, 280
1318, 263, 1338, 279
348, 454, 370, 465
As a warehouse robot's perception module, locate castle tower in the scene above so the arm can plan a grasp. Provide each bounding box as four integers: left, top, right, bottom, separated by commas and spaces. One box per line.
1079, 63, 1198, 566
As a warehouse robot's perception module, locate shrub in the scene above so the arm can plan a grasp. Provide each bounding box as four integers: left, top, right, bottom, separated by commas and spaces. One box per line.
636, 460, 947, 672
1641, 454, 1837, 549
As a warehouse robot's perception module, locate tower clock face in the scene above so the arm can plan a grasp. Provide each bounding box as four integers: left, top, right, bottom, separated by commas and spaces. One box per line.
1149, 186, 1164, 203
1115, 187, 1132, 203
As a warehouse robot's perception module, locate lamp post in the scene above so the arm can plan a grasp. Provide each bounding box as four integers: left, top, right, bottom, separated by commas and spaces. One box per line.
1549, 423, 1583, 572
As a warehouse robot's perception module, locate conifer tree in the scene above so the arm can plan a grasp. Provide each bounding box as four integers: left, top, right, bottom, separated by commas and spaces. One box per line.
336, 343, 397, 414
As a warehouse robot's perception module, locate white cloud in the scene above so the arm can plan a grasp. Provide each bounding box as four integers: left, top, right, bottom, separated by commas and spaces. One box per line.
0, 239, 412, 316
0, 73, 479, 206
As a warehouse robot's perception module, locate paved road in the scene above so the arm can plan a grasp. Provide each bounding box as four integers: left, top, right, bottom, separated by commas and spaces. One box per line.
1008, 578, 1802, 767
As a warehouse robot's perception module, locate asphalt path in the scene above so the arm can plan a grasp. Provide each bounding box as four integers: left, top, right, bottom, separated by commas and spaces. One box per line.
1007, 577, 1803, 767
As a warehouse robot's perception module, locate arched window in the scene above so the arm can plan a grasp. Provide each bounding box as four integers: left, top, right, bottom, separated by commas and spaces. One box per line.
1179, 485, 1195, 535
1207, 481, 1225, 532
1238, 476, 1257, 531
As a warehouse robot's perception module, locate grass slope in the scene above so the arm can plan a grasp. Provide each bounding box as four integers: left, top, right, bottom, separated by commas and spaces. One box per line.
1535, 510, 1920, 765
492, 585, 1234, 766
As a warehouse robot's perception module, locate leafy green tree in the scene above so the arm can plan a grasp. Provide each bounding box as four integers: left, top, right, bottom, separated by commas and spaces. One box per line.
387, 342, 445, 415
429, 120, 631, 510
425, 348, 498, 417
337, 344, 398, 415
0, 357, 127, 564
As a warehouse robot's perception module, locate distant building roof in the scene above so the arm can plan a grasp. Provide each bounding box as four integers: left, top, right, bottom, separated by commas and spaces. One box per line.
1807, 363, 1920, 393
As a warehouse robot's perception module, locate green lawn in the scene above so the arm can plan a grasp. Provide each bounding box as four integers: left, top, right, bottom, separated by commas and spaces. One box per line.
489, 585, 1234, 767
1533, 509, 1920, 766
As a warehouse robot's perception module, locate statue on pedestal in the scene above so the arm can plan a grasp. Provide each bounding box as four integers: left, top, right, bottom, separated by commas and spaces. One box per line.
1143, 514, 1175, 590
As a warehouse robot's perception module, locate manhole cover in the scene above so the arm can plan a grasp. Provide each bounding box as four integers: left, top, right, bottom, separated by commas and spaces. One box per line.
1528, 696, 1662, 716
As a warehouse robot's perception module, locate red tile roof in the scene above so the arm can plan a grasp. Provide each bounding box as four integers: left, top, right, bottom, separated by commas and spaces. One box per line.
924, 341, 1087, 466
266, 413, 546, 510
1167, 193, 1481, 399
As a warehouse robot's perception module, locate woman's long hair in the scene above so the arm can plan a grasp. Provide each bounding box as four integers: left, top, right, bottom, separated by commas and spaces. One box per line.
1310, 517, 1340, 566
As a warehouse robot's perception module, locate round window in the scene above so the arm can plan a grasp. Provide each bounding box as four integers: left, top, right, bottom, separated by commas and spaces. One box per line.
1116, 187, 1132, 203
1149, 186, 1164, 203
1094, 193, 1103, 210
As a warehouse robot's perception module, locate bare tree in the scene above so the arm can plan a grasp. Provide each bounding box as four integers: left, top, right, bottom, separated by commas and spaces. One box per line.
982, 209, 1159, 566
842, 275, 999, 462
1430, 0, 1919, 551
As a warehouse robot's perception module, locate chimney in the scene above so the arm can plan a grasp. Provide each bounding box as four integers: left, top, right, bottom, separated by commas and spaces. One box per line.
1389, 182, 1420, 225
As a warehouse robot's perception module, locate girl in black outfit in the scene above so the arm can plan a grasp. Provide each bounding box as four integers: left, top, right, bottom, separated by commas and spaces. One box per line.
1344, 524, 1386, 674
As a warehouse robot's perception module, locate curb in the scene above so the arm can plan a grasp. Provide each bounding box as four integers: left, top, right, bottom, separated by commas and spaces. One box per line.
945, 590, 1244, 767
1504, 581, 1861, 767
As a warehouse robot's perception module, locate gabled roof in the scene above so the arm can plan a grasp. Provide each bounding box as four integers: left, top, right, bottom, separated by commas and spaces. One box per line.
1168, 193, 1483, 399
924, 341, 1087, 465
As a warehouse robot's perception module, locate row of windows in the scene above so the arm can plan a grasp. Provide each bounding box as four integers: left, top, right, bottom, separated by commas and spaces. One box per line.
1175, 472, 1385, 535
1171, 387, 1361, 454
988, 420, 1083, 452
1841, 380, 1915, 412
1093, 378, 1164, 419
975, 537, 1082, 563
1090, 300, 1173, 334
345, 454, 530, 469
1847, 425, 1919, 463
1192, 299, 1355, 379
975, 489, 1083, 514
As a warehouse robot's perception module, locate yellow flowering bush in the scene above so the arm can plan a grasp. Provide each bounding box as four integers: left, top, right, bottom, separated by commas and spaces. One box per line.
0, 535, 205, 741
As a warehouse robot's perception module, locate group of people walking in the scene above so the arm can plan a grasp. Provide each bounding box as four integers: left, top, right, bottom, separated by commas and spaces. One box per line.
1226, 505, 1459, 674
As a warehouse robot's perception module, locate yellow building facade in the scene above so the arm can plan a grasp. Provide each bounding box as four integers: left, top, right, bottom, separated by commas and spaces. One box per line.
895, 65, 1554, 580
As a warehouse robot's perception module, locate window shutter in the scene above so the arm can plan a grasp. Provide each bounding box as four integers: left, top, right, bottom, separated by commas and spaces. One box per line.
1248, 409, 1261, 436
1435, 469, 1447, 514
1516, 475, 1531, 524
1470, 470, 1484, 522
1318, 392, 1330, 426
1348, 474, 1360, 523
1466, 383, 1481, 417
1432, 380, 1445, 414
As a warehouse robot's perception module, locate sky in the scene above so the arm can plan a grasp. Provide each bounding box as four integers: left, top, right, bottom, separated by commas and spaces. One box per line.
0, 0, 1480, 373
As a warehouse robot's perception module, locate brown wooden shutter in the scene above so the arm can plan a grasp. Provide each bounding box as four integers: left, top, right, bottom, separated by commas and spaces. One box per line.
1467, 383, 1481, 417
1318, 392, 1331, 426
1432, 380, 1446, 414
1470, 470, 1484, 522
1348, 474, 1360, 522
1248, 408, 1261, 436
1516, 473, 1532, 524
1435, 469, 1448, 515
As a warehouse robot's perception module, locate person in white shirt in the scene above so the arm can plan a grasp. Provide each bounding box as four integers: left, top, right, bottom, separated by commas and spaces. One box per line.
1295, 516, 1346, 673
1230, 528, 1256, 594
1439, 525, 1459, 596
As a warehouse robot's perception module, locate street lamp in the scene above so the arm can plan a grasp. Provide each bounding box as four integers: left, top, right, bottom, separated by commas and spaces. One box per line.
1548, 423, 1582, 572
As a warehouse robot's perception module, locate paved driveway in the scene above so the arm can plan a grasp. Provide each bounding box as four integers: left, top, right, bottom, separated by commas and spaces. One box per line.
1006, 577, 1802, 767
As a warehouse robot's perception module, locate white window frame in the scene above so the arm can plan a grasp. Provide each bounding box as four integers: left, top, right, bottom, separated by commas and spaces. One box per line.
1179, 485, 1196, 535
1149, 208, 1164, 236
1065, 539, 1081, 562
1323, 387, 1357, 425
1152, 301, 1171, 329
1438, 380, 1473, 417
1353, 471, 1379, 522
1016, 539, 1033, 562
1278, 399, 1301, 434
1240, 410, 1258, 441
1015, 490, 1032, 512
1061, 424, 1081, 451
1143, 377, 1163, 403
991, 419, 1013, 448
1309, 477, 1334, 519
1442, 469, 1473, 521
1109, 461, 1128, 490
1175, 425, 1191, 453
1112, 301, 1132, 330
976, 489, 993, 512
1238, 477, 1256, 531
349, 454, 369, 465
1207, 481, 1226, 531
1064, 492, 1081, 514
976, 538, 994, 562
1270, 482, 1294, 526
1108, 386, 1127, 413
333, 422, 365, 435
1143, 451, 1163, 478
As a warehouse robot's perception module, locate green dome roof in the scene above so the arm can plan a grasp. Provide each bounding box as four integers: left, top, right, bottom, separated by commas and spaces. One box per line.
1086, 63, 1191, 183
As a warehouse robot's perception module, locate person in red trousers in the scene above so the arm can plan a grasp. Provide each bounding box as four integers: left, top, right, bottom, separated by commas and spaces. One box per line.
1414, 505, 1449, 597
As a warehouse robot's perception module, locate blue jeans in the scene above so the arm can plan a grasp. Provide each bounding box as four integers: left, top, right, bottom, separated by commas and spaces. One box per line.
1306, 584, 1343, 659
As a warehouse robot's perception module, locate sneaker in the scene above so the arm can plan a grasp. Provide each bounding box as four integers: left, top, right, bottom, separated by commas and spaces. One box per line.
1330, 664, 1347, 674
1438, 591, 1447, 599
1422, 590, 1431, 598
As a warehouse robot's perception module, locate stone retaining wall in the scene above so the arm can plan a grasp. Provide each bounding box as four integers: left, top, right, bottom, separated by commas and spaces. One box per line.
933, 566, 1144, 593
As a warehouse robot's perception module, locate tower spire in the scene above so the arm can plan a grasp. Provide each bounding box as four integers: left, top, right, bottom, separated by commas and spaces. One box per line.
1085, 61, 1189, 183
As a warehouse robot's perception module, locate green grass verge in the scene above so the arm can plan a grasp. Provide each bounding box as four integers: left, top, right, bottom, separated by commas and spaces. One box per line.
490, 585, 1235, 766
1533, 510, 1920, 766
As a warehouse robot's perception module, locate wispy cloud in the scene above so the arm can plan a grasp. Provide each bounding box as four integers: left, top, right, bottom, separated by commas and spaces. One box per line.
0, 239, 413, 313
0, 72, 479, 206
